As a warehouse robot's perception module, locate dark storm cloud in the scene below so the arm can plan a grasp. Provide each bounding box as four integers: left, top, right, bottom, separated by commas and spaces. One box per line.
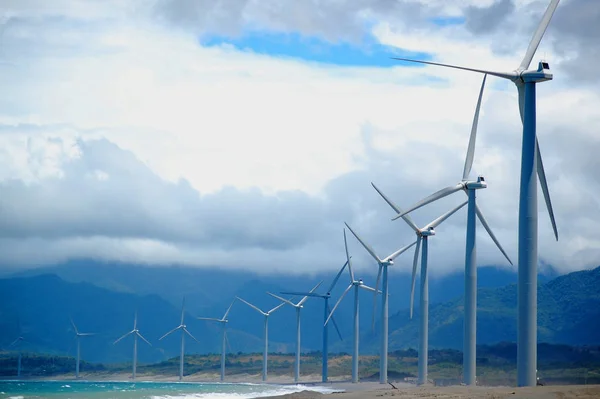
549, 0, 600, 83
464, 0, 515, 35
152, 0, 431, 42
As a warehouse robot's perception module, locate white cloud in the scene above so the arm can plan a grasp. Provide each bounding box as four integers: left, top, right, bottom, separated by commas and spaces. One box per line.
0, 0, 598, 276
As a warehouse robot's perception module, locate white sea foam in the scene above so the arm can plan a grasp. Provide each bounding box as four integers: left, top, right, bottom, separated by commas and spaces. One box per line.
150, 383, 343, 399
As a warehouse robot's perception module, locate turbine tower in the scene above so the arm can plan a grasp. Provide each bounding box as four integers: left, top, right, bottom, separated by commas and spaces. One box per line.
70, 317, 95, 379
196, 299, 237, 382
344, 223, 415, 384
159, 298, 199, 381
269, 281, 322, 383
280, 262, 347, 383
236, 296, 286, 382
391, 0, 561, 386
325, 229, 377, 383
114, 310, 152, 380
373, 184, 466, 385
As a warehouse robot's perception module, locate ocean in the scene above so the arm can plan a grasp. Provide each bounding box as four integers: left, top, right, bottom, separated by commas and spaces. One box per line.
0, 380, 340, 399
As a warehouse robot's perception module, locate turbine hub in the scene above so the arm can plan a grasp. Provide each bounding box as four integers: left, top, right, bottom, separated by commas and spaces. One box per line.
521, 60, 552, 83
419, 227, 435, 237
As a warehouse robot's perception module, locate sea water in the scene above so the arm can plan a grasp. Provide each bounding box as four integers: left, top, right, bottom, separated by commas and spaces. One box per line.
0, 380, 341, 399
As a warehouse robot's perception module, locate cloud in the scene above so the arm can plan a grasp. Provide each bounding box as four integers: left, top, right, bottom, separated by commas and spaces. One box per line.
464, 0, 515, 35
0, 0, 599, 277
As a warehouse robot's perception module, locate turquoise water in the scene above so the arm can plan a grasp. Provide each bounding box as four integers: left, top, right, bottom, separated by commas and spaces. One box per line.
0, 380, 338, 399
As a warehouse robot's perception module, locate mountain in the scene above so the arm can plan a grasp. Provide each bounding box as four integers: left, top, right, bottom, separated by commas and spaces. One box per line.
363, 265, 600, 351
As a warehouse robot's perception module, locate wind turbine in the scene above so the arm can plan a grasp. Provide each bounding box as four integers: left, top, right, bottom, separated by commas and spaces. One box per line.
159, 298, 199, 381
268, 281, 322, 383
344, 223, 415, 384
70, 317, 95, 379
372, 184, 466, 385
8, 336, 24, 378
280, 262, 347, 383
114, 310, 152, 380
391, 0, 561, 386
391, 75, 514, 385
196, 299, 236, 382
236, 296, 286, 382
325, 229, 378, 383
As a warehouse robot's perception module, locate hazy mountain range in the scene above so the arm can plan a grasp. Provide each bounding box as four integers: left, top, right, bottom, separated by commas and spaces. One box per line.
1, 261, 596, 364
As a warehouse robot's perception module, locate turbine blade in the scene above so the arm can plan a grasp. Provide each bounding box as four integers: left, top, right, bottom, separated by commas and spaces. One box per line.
70, 317, 79, 334
280, 291, 324, 298
327, 259, 349, 293
325, 284, 352, 326
384, 240, 417, 262
397, 184, 463, 218
299, 281, 323, 306
159, 326, 181, 341
410, 237, 422, 319
113, 331, 132, 345
425, 201, 468, 230
344, 222, 382, 263
330, 312, 343, 341
344, 228, 355, 283
475, 204, 514, 266
536, 139, 559, 241
371, 182, 419, 231
267, 292, 297, 307
134, 310, 138, 330
236, 297, 267, 316
180, 297, 186, 325
223, 299, 236, 320
463, 74, 487, 180
78, 333, 96, 336
184, 328, 200, 343
358, 284, 377, 293
392, 57, 516, 80
224, 328, 232, 353
372, 264, 383, 331
137, 332, 152, 347
267, 302, 286, 315
519, 0, 561, 70
197, 317, 222, 322
518, 84, 525, 123
9, 338, 21, 348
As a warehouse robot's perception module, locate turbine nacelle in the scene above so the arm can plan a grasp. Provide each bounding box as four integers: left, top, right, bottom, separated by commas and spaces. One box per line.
465, 175, 488, 190
521, 60, 552, 83
419, 227, 435, 237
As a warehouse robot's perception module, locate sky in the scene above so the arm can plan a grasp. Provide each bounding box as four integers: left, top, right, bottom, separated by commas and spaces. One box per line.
0, 0, 599, 277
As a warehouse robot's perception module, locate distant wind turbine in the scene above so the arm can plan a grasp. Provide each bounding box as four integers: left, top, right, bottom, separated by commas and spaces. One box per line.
280, 261, 347, 383
114, 310, 152, 380
269, 281, 322, 383
373, 184, 466, 385
196, 299, 237, 382
326, 229, 378, 383
159, 298, 199, 381
391, 0, 561, 386
70, 317, 95, 379
8, 336, 24, 378
344, 223, 415, 384
236, 296, 286, 382
393, 75, 513, 385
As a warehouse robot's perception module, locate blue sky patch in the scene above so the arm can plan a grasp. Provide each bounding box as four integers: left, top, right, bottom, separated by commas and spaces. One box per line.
200, 32, 432, 68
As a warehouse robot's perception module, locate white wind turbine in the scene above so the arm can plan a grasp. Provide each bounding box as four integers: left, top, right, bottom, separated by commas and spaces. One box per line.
344, 223, 416, 384
159, 298, 199, 381
268, 281, 322, 383
392, 0, 561, 386
236, 296, 286, 382
113, 310, 152, 380
196, 299, 236, 382
372, 184, 466, 385
392, 75, 513, 385
325, 229, 378, 383
70, 317, 95, 379
8, 336, 24, 378
280, 261, 348, 383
